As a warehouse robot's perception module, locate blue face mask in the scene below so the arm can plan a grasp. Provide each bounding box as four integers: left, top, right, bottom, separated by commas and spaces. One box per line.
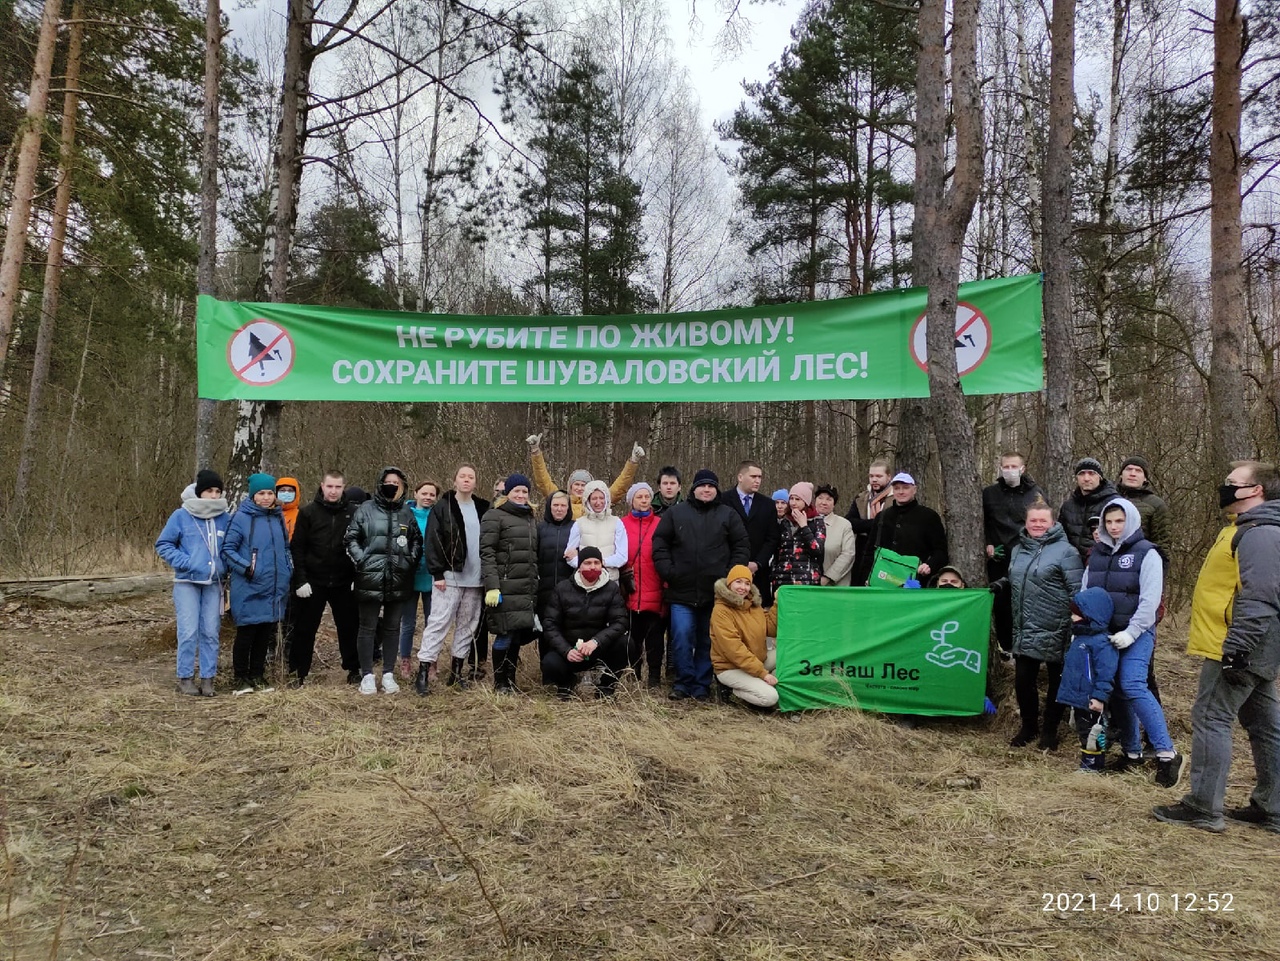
276, 489, 296, 504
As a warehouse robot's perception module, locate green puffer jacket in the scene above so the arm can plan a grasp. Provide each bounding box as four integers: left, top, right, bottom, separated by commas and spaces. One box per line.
480, 499, 540, 635
1009, 522, 1085, 663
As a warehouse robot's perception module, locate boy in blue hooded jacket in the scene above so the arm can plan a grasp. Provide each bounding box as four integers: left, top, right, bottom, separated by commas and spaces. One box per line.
1058, 587, 1119, 770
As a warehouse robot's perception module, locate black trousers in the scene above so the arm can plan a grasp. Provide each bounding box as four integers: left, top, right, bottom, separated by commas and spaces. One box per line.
290, 583, 360, 677
541, 642, 627, 691
357, 598, 406, 677
628, 609, 666, 678
987, 557, 1012, 653
234, 622, 277, 680
1014, 655, 1064, 735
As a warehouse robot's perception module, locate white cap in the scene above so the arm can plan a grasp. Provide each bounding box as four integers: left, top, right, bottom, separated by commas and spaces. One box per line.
891, 472, 916, 485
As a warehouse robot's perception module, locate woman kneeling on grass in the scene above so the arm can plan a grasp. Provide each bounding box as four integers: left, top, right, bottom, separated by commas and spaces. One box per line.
710, 564, 778, 710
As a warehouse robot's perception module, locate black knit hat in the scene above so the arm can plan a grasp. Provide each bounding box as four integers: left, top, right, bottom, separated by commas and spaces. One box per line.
691, 468, 720, 491
814, 483, 839, 504
194, 469, 223, 497
1120, 455, 1150, 477
1074, 457, 1105, 477
577, 546, 604, 565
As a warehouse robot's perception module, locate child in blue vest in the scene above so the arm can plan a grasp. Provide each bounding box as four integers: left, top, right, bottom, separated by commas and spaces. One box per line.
1057, 587, 1119, 771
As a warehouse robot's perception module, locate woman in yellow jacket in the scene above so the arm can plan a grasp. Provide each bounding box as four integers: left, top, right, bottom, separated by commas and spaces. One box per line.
526, 432, 643, 519
710, 564, 779, 709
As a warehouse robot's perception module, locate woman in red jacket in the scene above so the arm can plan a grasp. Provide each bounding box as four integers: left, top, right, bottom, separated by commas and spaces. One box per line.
621, 482, 666, 688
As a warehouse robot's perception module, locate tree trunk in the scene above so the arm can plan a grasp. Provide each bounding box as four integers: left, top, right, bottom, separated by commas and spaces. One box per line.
195, 0, 222, 474
1208, 0, 1252, 462
1041, 0, 1077, 505
0, 0, 62, 373
914, 0, 985, 580
1013, 0, 1042, 271
227, 0, 315, 491
12, 0, 85, 516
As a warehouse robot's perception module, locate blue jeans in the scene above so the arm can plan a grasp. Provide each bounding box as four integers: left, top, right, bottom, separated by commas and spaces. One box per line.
398, 590, 432, 659
669, 603, 713, 698
173, 580, 222, 679
1109, 630, 1174, 755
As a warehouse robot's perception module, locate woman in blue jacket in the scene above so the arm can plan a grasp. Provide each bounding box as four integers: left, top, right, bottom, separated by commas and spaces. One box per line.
221, 473, 292, 692
155, 470, 230, 696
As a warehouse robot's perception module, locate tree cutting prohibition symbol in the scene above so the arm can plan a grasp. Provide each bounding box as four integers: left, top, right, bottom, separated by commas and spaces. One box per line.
227, 319, 295, 386
909, 302, 992, 376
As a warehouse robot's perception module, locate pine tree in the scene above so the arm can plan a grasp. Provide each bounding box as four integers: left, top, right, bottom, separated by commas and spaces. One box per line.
511, 46, 652, 315
720, 0, 915, 303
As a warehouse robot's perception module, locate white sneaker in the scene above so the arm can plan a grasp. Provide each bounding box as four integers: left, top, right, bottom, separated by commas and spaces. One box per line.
359, 673, 377, 695
381, 672, 399, 694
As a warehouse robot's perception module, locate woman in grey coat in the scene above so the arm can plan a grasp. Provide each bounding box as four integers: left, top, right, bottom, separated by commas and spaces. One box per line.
1002, 498, 1084, 749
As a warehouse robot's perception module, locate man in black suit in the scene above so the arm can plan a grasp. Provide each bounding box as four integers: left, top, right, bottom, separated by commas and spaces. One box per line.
721, 460, 781, 606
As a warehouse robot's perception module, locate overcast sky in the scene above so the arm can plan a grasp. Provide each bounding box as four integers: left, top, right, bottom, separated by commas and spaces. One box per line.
663, 0, 804, 126
228, 0, 805, 131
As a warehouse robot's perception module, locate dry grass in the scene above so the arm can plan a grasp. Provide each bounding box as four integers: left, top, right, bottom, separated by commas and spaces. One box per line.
1, 599, 1278, 960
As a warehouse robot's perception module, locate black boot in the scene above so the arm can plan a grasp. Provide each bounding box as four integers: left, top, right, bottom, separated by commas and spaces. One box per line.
447, 656, 470, 688
415, 662, 430, 696
493, 650, 517, 694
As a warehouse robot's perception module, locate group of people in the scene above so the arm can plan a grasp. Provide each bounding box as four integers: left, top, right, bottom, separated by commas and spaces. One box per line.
154, 441, 1280, 833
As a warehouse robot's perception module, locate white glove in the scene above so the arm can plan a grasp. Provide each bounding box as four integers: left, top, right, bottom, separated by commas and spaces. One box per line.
631, 442, 646, 460
1109, 630, 1136, 650
295, 583, 313, 599
526, 433, 543, 449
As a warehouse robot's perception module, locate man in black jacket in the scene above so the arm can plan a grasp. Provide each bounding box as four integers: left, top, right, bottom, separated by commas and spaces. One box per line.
417, 463, 491, 691
1059, 457, 1119, 559
864, 473, 948, 581
982, 451, 1043, 656
541, 547, 629, 699
652, 468, 750, 701
720, 460, 780, 606
290, 470, 360, 685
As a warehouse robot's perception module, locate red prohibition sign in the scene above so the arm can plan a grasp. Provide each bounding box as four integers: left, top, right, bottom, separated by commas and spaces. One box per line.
227, 319, 295, 387
909, 302, 992, 376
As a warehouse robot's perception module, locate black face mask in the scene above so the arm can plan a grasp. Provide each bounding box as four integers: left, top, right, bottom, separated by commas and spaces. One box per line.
380, 483, 401, 500
1219, 484, 1257, 509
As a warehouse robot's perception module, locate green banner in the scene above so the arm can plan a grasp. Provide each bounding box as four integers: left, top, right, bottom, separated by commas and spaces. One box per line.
195, 274, 1042, 401
774, 586, 993, 715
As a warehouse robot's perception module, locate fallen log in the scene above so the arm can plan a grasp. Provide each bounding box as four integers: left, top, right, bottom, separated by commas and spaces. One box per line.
0, 573, 173, 607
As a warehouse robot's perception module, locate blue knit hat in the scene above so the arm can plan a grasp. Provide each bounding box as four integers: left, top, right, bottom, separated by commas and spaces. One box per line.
247, 472, 276, 496
504, 472, 532, 494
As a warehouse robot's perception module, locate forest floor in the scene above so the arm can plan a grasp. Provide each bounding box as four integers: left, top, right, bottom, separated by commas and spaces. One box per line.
1, 594, 1277, 961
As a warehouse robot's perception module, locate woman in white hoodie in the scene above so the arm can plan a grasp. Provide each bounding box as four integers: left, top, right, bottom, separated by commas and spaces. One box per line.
565, 480, 629, 581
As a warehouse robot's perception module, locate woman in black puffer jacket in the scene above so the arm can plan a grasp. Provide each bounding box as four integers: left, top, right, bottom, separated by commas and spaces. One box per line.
345, 467, 422, 694
535, 491, 574, 648
481, 474, 540, 693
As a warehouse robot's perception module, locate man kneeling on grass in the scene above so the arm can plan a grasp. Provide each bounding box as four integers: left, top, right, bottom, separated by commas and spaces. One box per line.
541, 547, 629, 700
710, 564, 778, 710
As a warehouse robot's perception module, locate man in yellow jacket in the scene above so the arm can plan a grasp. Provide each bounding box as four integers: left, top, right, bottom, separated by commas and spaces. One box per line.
1155, 461, 1280, 833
